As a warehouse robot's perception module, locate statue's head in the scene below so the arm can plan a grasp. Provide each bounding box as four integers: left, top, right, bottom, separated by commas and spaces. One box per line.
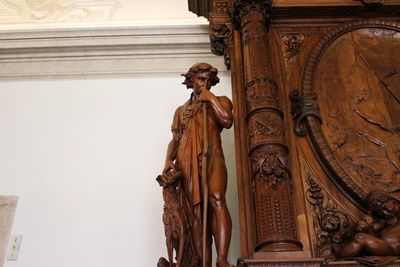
182, 63, 220, 90
366, 189, 399, 219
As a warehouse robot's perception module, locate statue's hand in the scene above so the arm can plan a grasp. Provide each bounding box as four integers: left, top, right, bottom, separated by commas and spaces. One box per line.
163, 160, 176, 175
363, 216, 374, 226
200, 89, 214, 102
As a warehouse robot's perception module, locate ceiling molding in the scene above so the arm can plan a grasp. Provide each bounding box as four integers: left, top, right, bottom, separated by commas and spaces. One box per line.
0, 24, 226, 80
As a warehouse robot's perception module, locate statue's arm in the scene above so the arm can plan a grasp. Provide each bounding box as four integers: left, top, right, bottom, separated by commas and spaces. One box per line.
163, 108, 181, 174
163, 137, 178, 174
201, 90, 233, 128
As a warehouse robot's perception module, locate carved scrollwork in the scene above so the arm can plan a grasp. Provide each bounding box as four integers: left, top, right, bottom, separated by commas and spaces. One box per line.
306, 176, 354, 259
290, 90, 322, 137
210, 23, 233, 70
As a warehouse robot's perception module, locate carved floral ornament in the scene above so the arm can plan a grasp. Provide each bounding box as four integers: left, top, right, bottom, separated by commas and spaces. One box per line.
293, 19, 400, 211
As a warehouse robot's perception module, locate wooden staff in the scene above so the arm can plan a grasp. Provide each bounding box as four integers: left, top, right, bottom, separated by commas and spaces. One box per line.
201, 101, 209, 267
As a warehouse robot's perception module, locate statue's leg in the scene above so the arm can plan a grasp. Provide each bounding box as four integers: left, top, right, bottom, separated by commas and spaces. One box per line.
209, 193, 232, 267
165, 230, 174, 267
339, 233, 395, 257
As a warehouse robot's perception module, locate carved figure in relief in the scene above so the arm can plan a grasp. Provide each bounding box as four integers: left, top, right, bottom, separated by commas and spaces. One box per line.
339, 190, 400, 257
162, 63, 234, 267
321, 28, 400, 190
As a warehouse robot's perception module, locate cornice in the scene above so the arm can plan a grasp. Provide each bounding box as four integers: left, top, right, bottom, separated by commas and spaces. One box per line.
0, 24, 226, 80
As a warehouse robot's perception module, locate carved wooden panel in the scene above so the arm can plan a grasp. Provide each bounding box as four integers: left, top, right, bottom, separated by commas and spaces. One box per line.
300, 20, 400, 209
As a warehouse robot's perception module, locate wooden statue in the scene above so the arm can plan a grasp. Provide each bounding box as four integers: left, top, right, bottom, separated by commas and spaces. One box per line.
339, 190, 400, 257
158, 63, 234, 267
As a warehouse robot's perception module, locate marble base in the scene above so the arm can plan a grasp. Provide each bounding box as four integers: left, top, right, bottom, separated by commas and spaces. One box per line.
0, 196, 18, 267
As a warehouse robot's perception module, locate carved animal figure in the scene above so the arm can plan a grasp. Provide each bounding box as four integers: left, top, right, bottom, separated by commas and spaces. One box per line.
157, 171, 199, 267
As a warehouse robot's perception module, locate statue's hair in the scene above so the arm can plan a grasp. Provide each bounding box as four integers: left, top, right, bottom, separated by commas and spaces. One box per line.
366, 189, 397, 215
182, 63, 220, 89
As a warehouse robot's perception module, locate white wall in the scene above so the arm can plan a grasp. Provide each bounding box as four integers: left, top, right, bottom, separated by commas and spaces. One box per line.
0, 74, 240, 267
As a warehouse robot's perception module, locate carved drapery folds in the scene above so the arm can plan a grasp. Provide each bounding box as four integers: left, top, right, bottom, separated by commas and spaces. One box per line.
234, 0, 302, 252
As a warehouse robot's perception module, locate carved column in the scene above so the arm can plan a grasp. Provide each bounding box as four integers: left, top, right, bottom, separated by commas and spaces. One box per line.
233, 0, 302, 252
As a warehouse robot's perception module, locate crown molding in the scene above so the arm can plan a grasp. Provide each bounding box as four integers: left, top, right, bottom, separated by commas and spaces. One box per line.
0, 24, 226, 80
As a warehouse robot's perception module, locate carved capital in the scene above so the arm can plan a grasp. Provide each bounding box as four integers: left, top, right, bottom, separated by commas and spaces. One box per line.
290, 90, 322, 137
232, 0, 272, 30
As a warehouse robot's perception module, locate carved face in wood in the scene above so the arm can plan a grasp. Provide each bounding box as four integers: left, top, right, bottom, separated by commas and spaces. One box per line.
366, 190, 400, 219
193, 71, 212, 95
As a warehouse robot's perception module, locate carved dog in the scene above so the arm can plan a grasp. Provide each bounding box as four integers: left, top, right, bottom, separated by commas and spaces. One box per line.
157, 171, 198, 267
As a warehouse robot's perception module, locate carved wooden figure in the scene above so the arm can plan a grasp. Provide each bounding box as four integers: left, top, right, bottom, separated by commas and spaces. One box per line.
160, 63, 234, 267
339, 190, 400, 257
157, 170, 199, 267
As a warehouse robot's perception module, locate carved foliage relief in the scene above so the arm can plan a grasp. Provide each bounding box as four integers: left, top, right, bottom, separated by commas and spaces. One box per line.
317, 27, 400, 194
299, 148, 354, 259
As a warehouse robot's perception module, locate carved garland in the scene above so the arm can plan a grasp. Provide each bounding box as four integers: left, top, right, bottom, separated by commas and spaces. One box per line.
296, 19, 400, 211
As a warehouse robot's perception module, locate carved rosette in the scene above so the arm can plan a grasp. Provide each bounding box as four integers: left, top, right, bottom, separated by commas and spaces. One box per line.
234, 0, 302, 252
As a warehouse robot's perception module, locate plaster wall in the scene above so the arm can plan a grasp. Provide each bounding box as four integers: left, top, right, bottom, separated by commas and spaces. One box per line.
0, 75, 240, 267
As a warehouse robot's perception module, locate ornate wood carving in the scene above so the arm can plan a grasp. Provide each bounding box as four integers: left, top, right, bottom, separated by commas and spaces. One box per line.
290, 90, 321, 137
209, 0, 234, 70
280, 32, 308, 80
233, 0, 302, 252
306, 177, 354, 259
210, 23, 233, 69
299, 19, 400, 211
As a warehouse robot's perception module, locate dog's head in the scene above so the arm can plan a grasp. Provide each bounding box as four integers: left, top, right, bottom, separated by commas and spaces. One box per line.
156, 170, 182, 188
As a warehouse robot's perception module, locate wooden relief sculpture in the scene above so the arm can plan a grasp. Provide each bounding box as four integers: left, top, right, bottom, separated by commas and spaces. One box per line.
339, 190, 400, 258
292, 20, 400, 210
158, 63, 234, 267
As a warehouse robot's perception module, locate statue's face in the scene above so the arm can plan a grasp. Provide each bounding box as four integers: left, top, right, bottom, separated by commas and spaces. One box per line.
382, 198, 399, 218
193, 71, 212, 95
